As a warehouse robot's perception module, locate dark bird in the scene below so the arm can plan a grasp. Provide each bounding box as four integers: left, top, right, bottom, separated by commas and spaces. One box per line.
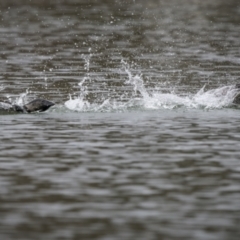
22, 98, 55, 113
0, 98, 55, 113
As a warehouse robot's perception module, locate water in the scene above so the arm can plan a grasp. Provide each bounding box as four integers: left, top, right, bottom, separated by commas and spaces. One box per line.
1, 0, 240, 239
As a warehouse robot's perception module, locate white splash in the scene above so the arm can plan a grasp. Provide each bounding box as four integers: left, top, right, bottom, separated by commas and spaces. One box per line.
0, 101, 12, 110
64, 60, 239, 112
192, 85, 239, 108
65, 94, 90, 112
121, 59, 150, 99
0, 85, 5, 91
15, 90, 29, 106
4, 89, 31, 107
65, 51, 93, 112
137, 85, 239, 110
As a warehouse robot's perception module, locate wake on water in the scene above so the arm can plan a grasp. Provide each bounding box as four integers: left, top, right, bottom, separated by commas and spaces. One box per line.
1, 60, 240, 113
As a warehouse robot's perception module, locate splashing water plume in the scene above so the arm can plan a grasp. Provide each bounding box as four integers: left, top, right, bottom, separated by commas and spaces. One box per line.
192, 85, 239, 108
4, 89, 30, 107
64, 76, 92, 112
63, 60, 240, 112
64, 52, 92, 112
121, 60, 150, 99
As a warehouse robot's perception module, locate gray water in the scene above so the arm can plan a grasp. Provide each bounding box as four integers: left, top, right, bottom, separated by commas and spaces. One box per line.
1, 0, 240, 239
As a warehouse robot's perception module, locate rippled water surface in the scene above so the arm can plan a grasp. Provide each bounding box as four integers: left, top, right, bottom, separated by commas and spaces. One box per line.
1, 0, 240, 239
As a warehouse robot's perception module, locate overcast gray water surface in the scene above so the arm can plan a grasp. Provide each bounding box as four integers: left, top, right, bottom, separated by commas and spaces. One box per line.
1, 1, 240, 240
